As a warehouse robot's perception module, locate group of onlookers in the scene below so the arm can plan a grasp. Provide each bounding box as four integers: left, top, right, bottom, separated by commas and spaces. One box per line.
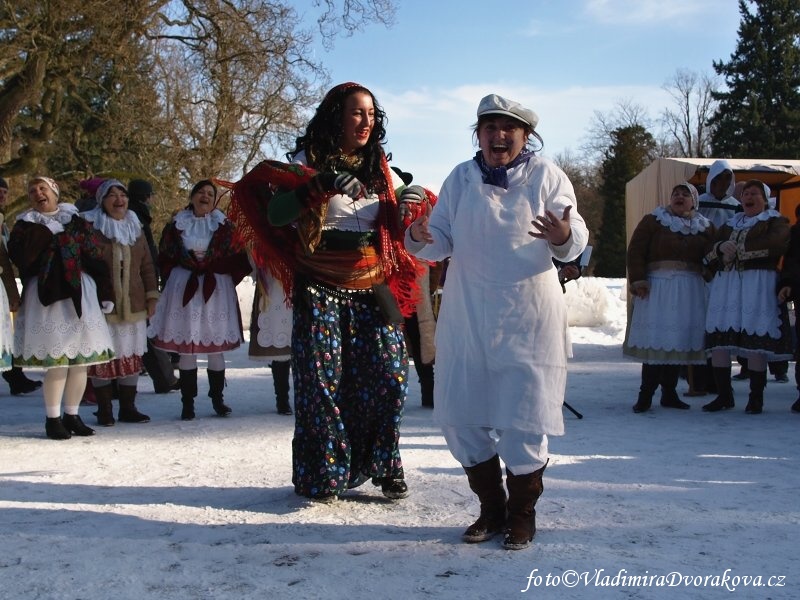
624, 159, 800, 415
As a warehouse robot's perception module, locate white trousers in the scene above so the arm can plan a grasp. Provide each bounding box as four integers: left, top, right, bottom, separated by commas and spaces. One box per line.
441, 425, 549, 475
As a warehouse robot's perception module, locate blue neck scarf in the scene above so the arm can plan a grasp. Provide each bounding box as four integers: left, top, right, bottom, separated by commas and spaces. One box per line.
473, 150, 534, 189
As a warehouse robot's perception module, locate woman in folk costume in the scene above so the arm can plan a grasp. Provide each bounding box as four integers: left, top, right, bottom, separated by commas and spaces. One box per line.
8, 176, 115, 440
247, 266, 294, 416
82, 179, 160, 426
405, 94, 588, 550
229, 82, 433, 502
703, 180, 792, 414
148, 180, 250, 420
623, 182, 716, 413
0, 215, 18, 373
0, 176, 42, 395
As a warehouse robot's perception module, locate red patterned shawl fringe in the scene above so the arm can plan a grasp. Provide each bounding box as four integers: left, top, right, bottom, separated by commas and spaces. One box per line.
224, 156, 424, 317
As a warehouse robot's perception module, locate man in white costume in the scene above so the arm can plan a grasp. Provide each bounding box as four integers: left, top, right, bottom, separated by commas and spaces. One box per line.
404, 94, 588, 550
697, 159, 740, 227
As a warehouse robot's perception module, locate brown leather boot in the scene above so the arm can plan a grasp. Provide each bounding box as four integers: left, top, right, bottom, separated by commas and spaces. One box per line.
503, 461, 548, 550
118, 385, 150, 423
462, 455, 506, 543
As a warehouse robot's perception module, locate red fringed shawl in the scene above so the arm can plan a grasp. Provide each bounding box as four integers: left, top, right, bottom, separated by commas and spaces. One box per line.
226, 155, 425, 317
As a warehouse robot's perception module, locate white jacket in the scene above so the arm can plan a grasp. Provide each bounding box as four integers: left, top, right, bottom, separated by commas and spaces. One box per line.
406, 156, 588, 434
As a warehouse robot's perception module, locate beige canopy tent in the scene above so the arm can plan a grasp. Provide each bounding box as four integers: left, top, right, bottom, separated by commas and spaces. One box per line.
625, 157, 800, 242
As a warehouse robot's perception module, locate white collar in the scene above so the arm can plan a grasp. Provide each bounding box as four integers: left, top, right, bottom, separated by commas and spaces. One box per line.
17, 202, 78, 225
81, 207, 142, 246
174, 208, 226, 233
728, 209, 782, 231
653, 205, 711, 235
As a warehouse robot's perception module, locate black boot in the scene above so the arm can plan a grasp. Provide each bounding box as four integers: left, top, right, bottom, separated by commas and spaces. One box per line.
207, 369, 231, 416
93, 384, 116, 426
633, 364, 659, 413
271, 360, 292, 415
660, 365, 690, 409
45, 417, 71, 440
462, 455, 506, 543
703, 365, 735, 412
62, 414, 95, 436
791, 394, 800, 413
179, 368, 197, 421
419, 363, 434, 408
3, 366, 42, 395
745, 370, 766, 414
118, 385, 150, 423
503, 461, 547, 550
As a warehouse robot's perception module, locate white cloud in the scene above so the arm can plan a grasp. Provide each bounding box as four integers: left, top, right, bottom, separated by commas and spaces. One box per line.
582, 0, 714, 25
373, 82, 673, 192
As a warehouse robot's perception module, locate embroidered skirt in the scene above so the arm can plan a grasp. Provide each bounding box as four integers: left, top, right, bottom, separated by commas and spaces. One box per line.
89, 319, 147, 379
148, 267, 243, 355
291, 279, 408, 499
14, 274, 114, 369
248, 273, 292, 362
0, 285, 12, 371
705, 268, 793, 358
623, 269, 707, 364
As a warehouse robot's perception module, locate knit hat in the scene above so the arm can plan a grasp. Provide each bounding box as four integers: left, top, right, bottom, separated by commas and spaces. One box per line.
477, 94, 539, 129
79, 177, 105, 198
28, 176, 59, 198
96, 179, 127, 204
127, 179, 154, 202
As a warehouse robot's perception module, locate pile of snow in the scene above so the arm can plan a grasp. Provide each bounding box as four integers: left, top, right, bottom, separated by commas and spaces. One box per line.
2, 278, 798, 600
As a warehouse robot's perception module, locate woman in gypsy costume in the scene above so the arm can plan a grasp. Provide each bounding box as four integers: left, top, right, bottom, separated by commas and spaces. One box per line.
623, 182, 716, 413
229, 82, 432, 501
703, 180, 792, 414
83, 179, 160, 426
148, 180, 250, 420
8, 176, 115, 440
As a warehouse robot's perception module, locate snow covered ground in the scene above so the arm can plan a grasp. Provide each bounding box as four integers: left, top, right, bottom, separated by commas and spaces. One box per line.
1, 277, 798, 600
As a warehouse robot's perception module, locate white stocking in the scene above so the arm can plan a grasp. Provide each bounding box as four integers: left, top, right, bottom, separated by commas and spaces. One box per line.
43, 368, 68, 418
62, 366, 88, 416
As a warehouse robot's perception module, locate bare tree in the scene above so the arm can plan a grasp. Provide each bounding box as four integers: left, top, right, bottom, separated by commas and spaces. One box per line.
661, 69, 718, 158
580, 98, 654, 164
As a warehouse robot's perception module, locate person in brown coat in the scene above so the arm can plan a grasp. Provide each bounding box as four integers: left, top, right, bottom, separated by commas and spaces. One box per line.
703, 180, 792, 414
8, 176, 115, 440
623, 182, 716, 413
82, 179, 160, 425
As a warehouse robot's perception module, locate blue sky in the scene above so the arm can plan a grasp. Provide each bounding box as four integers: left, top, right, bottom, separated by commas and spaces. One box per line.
295, 0, 742, 191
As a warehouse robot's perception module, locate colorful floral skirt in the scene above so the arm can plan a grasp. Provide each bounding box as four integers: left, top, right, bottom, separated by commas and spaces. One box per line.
14, 275, 114, 369
291, 280, 408, 499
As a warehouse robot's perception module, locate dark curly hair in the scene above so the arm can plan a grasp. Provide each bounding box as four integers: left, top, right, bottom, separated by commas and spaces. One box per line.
287, 82, 389, 191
